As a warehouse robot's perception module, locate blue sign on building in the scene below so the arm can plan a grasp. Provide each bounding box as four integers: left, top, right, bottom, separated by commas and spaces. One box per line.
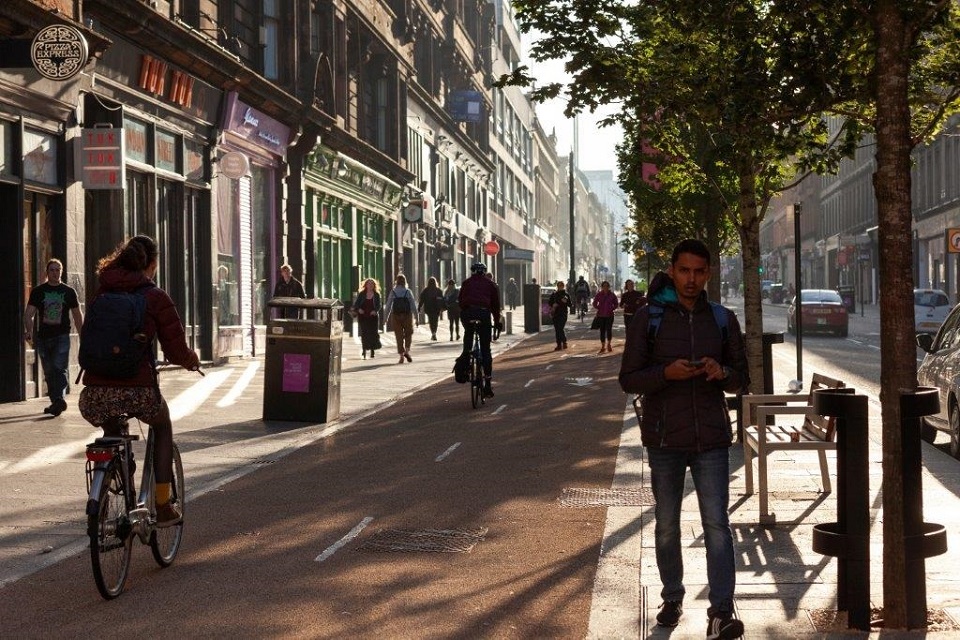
449, 90, 484, 123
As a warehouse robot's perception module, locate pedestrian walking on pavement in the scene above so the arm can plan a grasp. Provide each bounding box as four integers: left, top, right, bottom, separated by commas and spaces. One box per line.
592, 280, 618, 353
385, 274, 417, 363
443, 279, 461, 341
619, 278, 646, 330
506, 277, 520, 310
548, 281, 573, 350
78, 235, 200, 527
272, 263, 306, 319
618, 239, 749, 639
24, 258, 84, 416
418, 277, 445, 341
352, 278, 382, 359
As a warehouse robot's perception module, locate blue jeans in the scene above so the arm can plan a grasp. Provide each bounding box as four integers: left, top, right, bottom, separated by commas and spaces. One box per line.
647, 446, 736, 617
36, 334, 70, 403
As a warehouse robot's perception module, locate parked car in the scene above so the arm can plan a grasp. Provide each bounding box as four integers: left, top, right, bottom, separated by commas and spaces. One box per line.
786, 289, 849, 337
917, 304, 960, 454
761, 279, 774, 299
915, 288, 952, 335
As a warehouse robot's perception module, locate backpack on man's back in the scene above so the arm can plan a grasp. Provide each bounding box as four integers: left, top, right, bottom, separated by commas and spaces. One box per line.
78, 284, 154, 379
392, 291, 412, 314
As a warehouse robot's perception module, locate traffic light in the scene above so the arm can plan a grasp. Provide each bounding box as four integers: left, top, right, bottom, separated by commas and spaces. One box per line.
759, 266, 764, 274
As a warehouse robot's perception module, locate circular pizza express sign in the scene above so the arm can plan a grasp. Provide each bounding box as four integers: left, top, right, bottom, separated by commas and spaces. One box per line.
31, 24, 89, 81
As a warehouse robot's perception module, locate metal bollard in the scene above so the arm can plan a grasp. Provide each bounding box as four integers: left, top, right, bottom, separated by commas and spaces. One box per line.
505, 311, 513, 335
761, 332, 784, 394
900, 387, 947, 629
811, 388, 869, 631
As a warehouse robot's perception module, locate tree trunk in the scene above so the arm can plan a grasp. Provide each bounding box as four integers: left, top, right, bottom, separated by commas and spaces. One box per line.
737, 159, 766, 394
872, 1, 917, 629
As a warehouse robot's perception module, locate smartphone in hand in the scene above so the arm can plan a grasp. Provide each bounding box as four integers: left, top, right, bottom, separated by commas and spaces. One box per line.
687, 359, 705, 368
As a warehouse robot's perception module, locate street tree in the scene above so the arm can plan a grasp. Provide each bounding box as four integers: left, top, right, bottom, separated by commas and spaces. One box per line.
770, 0, 960, 627
505, 0, 862, 392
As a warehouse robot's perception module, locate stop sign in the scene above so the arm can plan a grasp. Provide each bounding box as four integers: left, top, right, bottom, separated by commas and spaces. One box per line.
483, 240, 500, 256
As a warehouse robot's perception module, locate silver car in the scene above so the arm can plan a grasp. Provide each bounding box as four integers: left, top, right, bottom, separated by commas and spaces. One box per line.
917, 303, 960, 457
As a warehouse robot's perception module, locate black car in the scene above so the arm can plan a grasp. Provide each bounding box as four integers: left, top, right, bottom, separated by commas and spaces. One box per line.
917, 302, 960, 457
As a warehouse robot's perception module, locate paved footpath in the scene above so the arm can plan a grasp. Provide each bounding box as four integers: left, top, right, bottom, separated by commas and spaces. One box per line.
5, 304, 960, 638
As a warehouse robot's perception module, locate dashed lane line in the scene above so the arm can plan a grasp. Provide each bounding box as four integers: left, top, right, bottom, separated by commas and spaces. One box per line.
315, 517, 374, 562
435, 443, 461, 462
492, 404, 507, 415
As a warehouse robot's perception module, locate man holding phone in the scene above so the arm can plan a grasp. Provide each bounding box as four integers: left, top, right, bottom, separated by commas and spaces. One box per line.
619, 239, 749, 639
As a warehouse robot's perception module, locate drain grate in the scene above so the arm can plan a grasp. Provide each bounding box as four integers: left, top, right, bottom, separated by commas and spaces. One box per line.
252, 459, 276, 465
559, 487, 655, 507
357, 527, 488, 553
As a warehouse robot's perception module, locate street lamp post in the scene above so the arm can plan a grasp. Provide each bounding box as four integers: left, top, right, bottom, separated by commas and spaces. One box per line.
793, 202, 803, 389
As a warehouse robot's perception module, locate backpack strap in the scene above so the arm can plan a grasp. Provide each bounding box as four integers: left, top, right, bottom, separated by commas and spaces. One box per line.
646, 300, 729, 352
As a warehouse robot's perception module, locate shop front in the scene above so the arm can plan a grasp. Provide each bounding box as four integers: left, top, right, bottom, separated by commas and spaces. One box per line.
303, 148, 403, 310
215, 92, 293, 359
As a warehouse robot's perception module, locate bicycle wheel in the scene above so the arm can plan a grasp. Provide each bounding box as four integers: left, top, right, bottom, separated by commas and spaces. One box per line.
151, 442, 184, 567
89, 464, 132, 599
470, 355, 482, 409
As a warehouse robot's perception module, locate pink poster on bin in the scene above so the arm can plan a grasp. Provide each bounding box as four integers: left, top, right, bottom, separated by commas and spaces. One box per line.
282, 353, 311, 393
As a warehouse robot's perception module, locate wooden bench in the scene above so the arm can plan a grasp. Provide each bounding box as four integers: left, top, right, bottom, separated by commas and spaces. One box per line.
741, 373, 845, 524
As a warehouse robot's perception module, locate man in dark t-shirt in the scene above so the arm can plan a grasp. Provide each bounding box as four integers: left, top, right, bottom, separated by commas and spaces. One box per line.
24, 258, 83, 416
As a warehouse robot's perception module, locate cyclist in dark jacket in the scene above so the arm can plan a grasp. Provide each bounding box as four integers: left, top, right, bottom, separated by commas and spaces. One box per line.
459, 262, 501, 397
79, 235, 200, 527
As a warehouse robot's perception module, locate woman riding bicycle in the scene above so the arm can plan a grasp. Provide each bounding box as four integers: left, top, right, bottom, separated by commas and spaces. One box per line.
79, 235, 200, 527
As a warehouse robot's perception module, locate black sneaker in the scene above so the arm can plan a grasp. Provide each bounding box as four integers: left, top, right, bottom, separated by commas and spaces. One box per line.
46, 399, 67, 417
706, 614, 744, 639
656, 600, 682, 627
483, 385, 494, 398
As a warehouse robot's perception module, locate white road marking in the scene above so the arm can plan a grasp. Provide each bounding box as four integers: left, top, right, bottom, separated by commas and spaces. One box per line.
216, 361, 261, 408
169, 368, 234, 422
315, 517, 374, 562
546, 364, 554, 371
435, 442, 461, 462
492, 404, 507, 415
524, 379, 535, 388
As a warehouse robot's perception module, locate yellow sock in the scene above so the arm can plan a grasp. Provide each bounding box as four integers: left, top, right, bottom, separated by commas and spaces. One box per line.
156, 482, 171, 505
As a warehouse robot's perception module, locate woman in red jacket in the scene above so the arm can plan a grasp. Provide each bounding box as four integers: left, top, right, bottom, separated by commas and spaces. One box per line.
79, 235, 200, 527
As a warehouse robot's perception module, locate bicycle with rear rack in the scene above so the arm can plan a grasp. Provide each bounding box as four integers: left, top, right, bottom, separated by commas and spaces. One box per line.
84, 413, 184, 599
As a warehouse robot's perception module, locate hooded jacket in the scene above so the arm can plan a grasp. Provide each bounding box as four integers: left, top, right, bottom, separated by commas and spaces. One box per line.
619, 272, 748, 451
81, 267, 199, 387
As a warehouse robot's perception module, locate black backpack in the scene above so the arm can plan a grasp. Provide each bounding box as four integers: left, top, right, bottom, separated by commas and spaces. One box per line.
392, 291, 411, 314
78, 284, 154, 379
452, 353, 470, 384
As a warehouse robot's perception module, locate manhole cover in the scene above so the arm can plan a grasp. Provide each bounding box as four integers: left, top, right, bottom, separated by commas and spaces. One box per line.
357, 527, 488, 553
559, 487, 654, 507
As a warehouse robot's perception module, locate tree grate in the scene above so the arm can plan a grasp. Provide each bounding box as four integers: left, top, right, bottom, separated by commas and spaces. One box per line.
559, 487, 655, 507
357, 527, 488, 553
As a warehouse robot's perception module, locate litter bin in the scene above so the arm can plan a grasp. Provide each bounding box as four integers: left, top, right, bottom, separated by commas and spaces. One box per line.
263, 297, 343, 423
540, 286, 557, 326
523, 283, 541, 333
837, 285, 856, 313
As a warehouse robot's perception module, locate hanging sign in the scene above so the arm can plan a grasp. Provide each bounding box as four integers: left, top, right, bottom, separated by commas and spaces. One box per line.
220, 151, 250, 179
78, 126, 125, 190
483, 240, 500, 256
31, 24, 89, 81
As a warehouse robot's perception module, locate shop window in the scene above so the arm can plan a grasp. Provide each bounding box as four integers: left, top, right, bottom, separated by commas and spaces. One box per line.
22, 129, 58, 186
217, 178, 240, 326
0, 120, 13, 178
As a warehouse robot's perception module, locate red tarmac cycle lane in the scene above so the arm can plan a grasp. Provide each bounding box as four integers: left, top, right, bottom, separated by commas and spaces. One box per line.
3, 323, 628, 638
